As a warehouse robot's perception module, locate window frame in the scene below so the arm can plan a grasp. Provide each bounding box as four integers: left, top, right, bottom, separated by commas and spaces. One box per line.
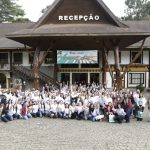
0, 53, 9, 64
13, 52, 23, 64
127, 72, 146, 88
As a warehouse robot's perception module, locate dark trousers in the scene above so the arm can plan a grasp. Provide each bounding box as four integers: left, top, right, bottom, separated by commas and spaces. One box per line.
1, 114, 13, 122
77, 112, 84, 120
13, 113, 21, 119
1, 116, 9, 122
71, 112, 77, 119
114, 115, 125, 123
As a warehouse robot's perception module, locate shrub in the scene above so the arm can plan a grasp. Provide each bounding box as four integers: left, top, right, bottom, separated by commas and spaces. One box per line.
136, 84, 145, 93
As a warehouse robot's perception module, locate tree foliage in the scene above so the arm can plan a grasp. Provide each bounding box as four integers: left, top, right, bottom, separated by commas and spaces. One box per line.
124, 0, 150, 20
0, 0, 30, 22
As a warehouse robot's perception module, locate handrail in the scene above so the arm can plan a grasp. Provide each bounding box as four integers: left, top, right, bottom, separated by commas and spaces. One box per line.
12, 65, 59, 86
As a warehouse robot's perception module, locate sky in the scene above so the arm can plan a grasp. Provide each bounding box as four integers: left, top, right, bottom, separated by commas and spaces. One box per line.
17, 0, 126, 22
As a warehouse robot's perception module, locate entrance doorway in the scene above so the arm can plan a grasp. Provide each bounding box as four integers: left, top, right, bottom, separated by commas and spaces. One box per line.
61, 73, 70, 84
72, 73, 88, 84
90, 73, 99, 83
0, 73, 6, 88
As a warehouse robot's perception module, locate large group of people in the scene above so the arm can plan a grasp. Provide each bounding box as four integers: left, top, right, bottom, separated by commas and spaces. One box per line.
0, 82, 150, 123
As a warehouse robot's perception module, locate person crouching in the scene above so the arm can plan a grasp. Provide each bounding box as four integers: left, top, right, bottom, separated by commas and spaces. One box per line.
63, 103, 71, 119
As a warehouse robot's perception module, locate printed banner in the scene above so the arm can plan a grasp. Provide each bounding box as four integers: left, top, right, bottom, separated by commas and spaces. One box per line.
57, 50, 98, 64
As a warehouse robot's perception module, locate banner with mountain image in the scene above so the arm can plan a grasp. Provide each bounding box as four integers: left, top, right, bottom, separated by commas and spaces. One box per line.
57, 50, 98, 64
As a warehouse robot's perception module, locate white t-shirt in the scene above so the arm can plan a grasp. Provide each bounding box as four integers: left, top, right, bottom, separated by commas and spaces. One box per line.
16, 104, 22, 115
45, 103, 50, 111
11, 96, 18, 104
32, 105, 39, 113
51, 104, 57, 113
64, 108, 70, 114
57, 104, 65, 112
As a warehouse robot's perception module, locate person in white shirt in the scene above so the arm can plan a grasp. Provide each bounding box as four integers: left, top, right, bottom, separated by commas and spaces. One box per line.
31, 101, 39, 118
13, 101, 22, 119
102, 94, 113, 106
76, 102, 84, 120
50, 101, 58, 118
69, 102, 77, 119
64, 103, 71, 119
7, 100, 14, 121
44, 100, 50, 117
64, 94, 71, 104
91, 103, 104, 122
114, 103, 126, 123
5, 91, 12, 102
83, 102, 90, 120
57, 101, 65, 118
56, 93, 64, 103
10, 93, 18, 105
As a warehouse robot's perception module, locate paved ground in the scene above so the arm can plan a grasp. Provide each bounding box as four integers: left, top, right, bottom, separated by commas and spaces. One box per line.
0, 109, 150, 150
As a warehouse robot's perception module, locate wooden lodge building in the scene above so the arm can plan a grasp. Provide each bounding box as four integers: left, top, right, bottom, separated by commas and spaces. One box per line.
0, 0, 150, 89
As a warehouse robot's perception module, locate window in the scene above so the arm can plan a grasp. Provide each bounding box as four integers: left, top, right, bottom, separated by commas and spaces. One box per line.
128, 73, 144, 85
0, 53, 8, 64
45, 52, 53, 64
29, 52, 34, 64
131, 51, 142, 64
13, 53, 23, 64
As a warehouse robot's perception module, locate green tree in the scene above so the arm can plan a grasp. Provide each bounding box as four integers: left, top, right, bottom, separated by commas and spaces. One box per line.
124, 0, 150, 20
0, 0, 30, 22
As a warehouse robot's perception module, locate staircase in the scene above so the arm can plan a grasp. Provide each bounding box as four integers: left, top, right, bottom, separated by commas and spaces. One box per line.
12, 65, 59, 86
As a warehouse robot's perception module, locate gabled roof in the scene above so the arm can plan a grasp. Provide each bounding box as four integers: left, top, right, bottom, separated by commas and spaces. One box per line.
0, 22, 34, 50
34, 0, 127, 28
5, 0, 150, 50
0, 22, 34, 36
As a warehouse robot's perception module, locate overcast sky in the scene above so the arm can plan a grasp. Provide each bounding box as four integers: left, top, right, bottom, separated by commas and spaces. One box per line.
17, 0, 126, 22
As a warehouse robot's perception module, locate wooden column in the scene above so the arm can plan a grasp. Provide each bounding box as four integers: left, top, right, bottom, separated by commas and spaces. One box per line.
33, 46, 41, 89
53, 50, 57, 80
102, 50, 107, 85
113, 43, 122, 91
88, 72, 90, 84
10, 51, 13, 79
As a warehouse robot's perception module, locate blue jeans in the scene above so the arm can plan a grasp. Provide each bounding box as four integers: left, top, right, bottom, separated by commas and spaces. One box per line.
57, 112, 64, 118
37, 111, 43, 118
125, 108, 133, 122
5, 114, 13, 121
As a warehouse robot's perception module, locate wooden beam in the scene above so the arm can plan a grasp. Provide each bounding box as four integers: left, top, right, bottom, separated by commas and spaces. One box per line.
103, 41, 114, 81
39, 40, 55, 66
121, 38, 146, 78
